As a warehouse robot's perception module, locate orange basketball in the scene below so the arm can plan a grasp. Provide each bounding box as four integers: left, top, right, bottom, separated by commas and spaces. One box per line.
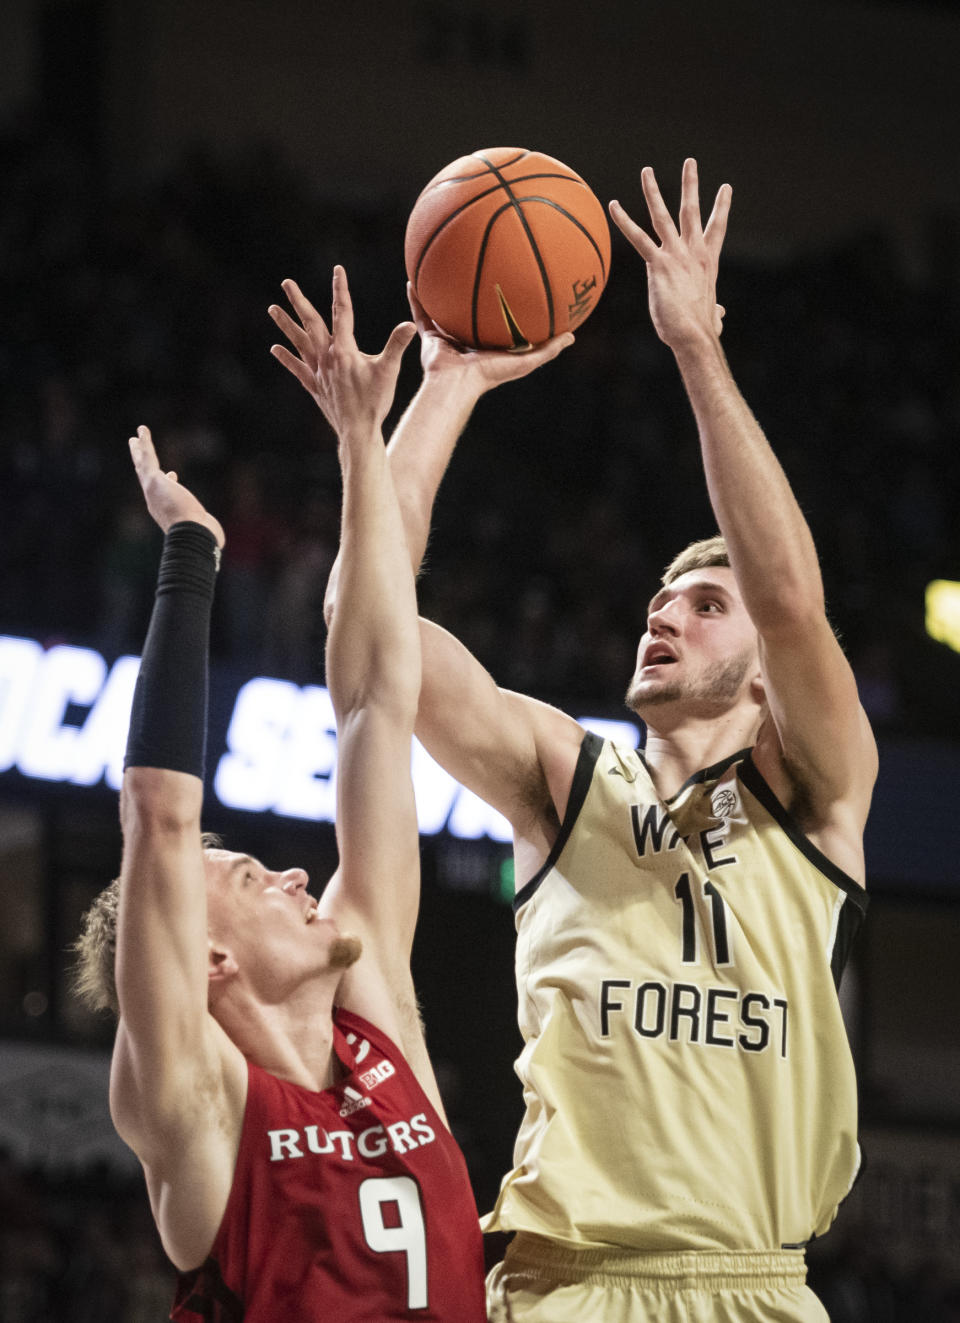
404, 147, 611, 350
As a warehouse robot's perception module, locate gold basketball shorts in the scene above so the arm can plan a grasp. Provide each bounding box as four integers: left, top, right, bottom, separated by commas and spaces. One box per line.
485, 1234, 829, 1323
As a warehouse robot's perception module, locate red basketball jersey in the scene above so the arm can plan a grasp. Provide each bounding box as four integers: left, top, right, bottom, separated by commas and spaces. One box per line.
171, 1009, 486, 1322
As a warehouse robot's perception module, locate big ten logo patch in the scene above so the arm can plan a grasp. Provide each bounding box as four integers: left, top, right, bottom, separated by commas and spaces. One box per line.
359, 1060, 396, 1092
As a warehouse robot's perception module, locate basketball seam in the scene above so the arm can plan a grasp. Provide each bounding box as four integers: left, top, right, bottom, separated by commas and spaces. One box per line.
431, 171, 589, 194
419, 150, 529, 190
509, 197, 609, 281
411, 173, 593, 289
474, 153, 555, 342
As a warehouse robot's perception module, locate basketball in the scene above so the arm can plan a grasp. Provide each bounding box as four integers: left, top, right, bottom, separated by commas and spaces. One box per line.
404, 147, 611, 351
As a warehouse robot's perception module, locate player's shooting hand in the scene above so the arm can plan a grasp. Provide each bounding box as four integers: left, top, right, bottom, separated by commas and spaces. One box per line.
128, 426, 225, 547
609, 158, 731, 350
407, 283, 574, 398
270, 268, 416, 438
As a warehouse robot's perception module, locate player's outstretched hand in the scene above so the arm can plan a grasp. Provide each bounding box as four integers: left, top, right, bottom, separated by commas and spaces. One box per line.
609, 158, 731, 350
407, 283, 574, 397
129, 426, 225, 547
270, 267, 416, 438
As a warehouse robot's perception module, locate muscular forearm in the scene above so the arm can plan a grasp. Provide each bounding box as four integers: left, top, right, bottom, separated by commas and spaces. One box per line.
326, 428, 421, 721
673, 331, 824, 629
324, 371, 478, 623
385, 371, 480, 572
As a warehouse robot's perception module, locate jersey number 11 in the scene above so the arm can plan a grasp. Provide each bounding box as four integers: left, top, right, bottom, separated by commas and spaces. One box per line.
675, 872, 732, 965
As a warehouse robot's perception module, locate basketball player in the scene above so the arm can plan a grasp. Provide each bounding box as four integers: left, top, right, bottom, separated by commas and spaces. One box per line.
74, 268, 488, 1322
277, 162, 876, 1321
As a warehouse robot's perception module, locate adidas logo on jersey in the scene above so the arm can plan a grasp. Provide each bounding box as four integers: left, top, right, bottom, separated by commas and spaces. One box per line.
339, 1086, 372, 1117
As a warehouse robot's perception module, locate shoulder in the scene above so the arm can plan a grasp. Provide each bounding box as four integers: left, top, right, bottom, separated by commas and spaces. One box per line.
746, 725, 869, 888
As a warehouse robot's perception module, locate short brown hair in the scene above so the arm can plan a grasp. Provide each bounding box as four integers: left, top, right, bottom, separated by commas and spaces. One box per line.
73, 876, 122, 1014
661, 535, 729, 586
72, 832, 225, 1018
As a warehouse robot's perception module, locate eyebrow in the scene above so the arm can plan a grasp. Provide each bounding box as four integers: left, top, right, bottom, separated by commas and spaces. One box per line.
647, 580, 732, 614
227, 855, 259, 885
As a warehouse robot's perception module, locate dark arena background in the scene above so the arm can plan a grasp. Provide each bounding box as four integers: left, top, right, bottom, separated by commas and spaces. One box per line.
1, 0, 959, 1318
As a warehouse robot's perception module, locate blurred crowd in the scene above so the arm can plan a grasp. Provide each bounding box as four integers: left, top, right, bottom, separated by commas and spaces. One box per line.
1, 114, 959, 733
1, 114, 959, 1319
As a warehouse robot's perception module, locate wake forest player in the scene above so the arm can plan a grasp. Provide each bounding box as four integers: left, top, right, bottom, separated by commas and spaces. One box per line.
279, 164, 877, 1322
74, 270, 487, 1323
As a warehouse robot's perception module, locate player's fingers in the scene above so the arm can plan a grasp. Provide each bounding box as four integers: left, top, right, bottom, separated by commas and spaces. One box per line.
280, 278, 331, 348
703, 182, 733, 260
330, 265, 355, 343
270, 343, 321, 395
608, 199, 658, 262
678, 158, 703, 242
268, 302, 318, 361
128, 424, 160, 479
380, 321, 417, 377
406, 281, 432, 330
640, 167, 679, 245
518, 332, 575, 373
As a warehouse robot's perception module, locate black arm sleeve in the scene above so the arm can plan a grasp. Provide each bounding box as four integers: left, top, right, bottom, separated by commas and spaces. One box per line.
123, 521, 220, 779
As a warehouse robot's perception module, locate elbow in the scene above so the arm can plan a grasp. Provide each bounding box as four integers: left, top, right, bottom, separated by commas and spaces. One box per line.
120, 768, 203, 839
330, 671, 420, 730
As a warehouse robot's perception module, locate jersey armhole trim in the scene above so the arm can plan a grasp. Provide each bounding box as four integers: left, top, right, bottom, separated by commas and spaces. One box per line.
332, 1007, 405, 1078
738, 753, 868, 915
173, 1254, 244, 1322
514, 730, 603, 912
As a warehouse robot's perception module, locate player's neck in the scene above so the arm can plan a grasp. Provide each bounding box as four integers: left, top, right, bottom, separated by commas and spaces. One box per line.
642, 707, 761, 800
216, 980, 344, 1091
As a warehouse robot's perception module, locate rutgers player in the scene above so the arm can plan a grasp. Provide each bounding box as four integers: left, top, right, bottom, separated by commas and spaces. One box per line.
74, 268, 486, 1322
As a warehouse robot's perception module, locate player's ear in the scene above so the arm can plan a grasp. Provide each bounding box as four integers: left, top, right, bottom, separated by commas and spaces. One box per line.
209, 941, 239, 984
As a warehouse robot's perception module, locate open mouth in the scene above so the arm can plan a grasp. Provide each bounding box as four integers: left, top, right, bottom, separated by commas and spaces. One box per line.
643, 650, 677, 668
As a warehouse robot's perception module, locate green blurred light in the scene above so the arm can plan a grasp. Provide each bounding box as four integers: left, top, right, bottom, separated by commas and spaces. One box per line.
925, 580, 960, 654
496, 857, 515, 904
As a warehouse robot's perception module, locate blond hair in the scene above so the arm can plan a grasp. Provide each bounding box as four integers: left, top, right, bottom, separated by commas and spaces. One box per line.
661, 535, 729, 586
72, 832, 224, 1018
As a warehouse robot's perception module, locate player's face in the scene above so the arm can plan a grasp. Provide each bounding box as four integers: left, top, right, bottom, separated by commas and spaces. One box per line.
626, 568, 761, 720
203, 849, 361, 989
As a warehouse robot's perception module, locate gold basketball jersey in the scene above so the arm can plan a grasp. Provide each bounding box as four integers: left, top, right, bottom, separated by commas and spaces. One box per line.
483, 733, 867, 1254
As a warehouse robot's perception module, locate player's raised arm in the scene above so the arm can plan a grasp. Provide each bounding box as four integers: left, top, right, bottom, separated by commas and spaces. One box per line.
610, 159, 877, 844
108, 428, 242, 1253
270, 269, 426, 976
271, 278, 573, 594
271, 272, 582, 854
382, 285, 574, 574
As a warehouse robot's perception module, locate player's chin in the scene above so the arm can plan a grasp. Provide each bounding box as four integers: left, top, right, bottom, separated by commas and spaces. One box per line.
328, 934, 363, 971
625, 678, 682, 714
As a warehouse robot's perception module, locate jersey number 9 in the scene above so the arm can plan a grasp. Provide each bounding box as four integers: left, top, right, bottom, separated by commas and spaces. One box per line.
359, 1175, 429, 1309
